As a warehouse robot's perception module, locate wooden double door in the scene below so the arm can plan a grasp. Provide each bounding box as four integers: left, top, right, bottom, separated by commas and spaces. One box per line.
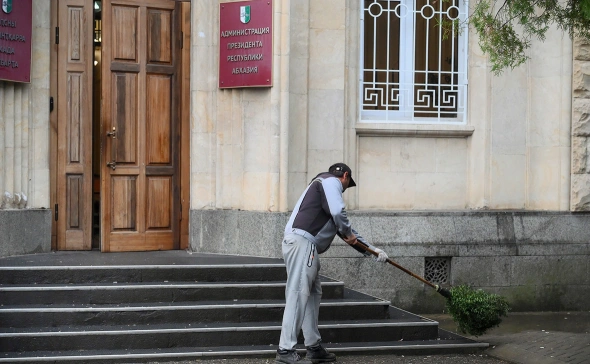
54, 0, 188, 252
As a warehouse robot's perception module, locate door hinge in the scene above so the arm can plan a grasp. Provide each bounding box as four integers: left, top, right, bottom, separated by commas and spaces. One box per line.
180, 31, 183, 49
50, 97, 54, 112
55, 27, 59, 45
54, 204, 58, 221
179, 203, 182, 220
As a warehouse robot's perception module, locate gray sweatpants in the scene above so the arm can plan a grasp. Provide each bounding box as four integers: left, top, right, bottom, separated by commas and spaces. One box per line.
278, 233, 322, 350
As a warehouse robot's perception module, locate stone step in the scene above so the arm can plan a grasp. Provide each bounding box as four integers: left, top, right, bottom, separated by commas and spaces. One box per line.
0, 251, 488, 362
0, 319, 439, 352
0, 296, 391, 328
0, 279, 345, 304
0, 337, 488, 363
0, 264, 287, 285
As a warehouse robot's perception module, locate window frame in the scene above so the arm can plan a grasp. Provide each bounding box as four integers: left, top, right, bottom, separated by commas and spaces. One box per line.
359, 0, 469, 125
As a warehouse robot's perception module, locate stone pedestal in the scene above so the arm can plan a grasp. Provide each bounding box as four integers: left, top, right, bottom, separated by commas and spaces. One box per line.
0, 209, 52, 258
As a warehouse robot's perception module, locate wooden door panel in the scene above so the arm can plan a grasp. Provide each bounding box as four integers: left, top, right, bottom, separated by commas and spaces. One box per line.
146, 74, 171, 164
65, 174, 84, 245
112, 72, 139, 163
112, 5, 138, 61
56, 0, 93, 251
145, 232, 174, 248
109, 233, 173, 251
109, 233, 145, 250
67, 73, 83, 162
111, 176, 138, 230
147, 177, 172, 229
66, 7, 85, 62
102, 0, 179, 252
147, 9, 172, 64
67, 176, 82, 229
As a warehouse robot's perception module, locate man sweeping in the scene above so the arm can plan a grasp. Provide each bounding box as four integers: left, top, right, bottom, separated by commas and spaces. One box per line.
276, 163, 389, 364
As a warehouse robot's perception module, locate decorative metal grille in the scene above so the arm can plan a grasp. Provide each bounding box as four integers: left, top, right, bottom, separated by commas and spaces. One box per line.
361, 0, 468, 123
424, 257, 451, 284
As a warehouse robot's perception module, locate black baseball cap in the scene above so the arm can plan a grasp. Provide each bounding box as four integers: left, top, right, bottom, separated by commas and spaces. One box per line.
329, 163, 356, 187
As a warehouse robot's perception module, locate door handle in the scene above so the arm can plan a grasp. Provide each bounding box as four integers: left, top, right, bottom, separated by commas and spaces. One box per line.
107, 161, 116, 170
107, 126, 117, 139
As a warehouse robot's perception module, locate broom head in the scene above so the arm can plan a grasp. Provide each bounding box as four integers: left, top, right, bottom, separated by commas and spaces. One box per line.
445, 284, 510, 336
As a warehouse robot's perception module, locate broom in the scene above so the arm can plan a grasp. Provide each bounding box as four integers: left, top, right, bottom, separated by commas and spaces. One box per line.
343, 238, 510, 336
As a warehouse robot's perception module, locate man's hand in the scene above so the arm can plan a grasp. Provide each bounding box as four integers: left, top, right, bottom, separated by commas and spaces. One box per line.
373, 248, 388, 263
343, 233, 357, 246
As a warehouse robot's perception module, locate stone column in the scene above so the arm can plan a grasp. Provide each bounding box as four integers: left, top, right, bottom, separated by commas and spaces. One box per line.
571, 37, 590, 210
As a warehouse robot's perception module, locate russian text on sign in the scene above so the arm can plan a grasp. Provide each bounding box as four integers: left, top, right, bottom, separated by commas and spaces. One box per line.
227, 40, 262, 50
0, 19, 17, 27
0, 59, 18, 68
0, 46, 15, 54
220, 27, 270, 38
227, 54, 263, 62
232, 66, 258, 74
0, 32, 25, 42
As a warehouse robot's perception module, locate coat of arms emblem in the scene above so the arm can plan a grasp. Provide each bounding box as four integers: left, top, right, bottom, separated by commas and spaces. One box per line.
2, 0, 12, 14
240, 5, 250, 24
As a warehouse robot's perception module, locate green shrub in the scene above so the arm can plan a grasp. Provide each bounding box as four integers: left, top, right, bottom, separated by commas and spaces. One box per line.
446, 284, 510, 336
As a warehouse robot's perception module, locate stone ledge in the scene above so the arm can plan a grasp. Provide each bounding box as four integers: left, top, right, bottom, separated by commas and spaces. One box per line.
190, 210, 590, 254
0, 209, 52, 258
189, 209, 590, 312
356, 123, 475, 138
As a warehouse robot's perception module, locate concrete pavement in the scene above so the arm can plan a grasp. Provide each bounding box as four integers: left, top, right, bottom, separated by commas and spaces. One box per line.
416, 311, 589, 364
463, 311, 590, 364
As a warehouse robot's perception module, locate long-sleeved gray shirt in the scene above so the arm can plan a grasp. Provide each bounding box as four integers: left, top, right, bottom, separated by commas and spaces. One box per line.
284, 173, 374, 255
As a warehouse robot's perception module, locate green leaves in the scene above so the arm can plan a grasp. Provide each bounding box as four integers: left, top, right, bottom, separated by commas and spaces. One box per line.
582, 0, 590, 20
470, 0, 590, 73
446, 284, 510, 336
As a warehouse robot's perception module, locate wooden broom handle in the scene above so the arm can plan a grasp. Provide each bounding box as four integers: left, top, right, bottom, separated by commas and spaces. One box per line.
344, 238, 437, 290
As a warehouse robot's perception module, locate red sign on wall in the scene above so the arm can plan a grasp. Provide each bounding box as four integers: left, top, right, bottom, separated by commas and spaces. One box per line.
0, 0, 32, 83
219, 0, 272, 88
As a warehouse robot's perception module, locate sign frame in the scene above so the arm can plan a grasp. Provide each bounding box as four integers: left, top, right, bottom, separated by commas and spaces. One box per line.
0, 0, 33, 83
219, 0, 273, 89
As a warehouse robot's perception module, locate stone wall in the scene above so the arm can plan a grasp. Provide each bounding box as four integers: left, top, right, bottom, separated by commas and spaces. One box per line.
0, 210, 52, 258
571, 37, 590, 210
191, 1, 573, 213
190, 209, 590, 313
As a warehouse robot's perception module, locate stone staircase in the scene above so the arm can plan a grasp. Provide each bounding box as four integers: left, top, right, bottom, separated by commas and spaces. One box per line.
0, 251, 486, 362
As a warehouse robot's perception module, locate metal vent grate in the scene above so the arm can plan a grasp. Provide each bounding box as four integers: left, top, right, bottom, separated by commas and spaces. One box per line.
424, 257, 451, 284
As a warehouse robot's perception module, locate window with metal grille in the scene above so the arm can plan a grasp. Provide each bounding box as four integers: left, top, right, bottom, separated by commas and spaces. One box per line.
360, 0, 468, 123
424, 257, 451, 284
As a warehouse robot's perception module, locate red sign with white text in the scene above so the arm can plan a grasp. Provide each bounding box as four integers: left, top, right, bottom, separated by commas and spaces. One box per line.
0, 0, 32, 83
219, 0, 272, 88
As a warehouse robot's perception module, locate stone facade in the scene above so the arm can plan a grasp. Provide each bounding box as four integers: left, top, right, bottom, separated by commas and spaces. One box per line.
0, 0, 589, 313
187, 1, 587, 313
190, 1, 573, 212
571, 37, 590, 210
0, 0, 51, 212
0, 1, 52, 257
